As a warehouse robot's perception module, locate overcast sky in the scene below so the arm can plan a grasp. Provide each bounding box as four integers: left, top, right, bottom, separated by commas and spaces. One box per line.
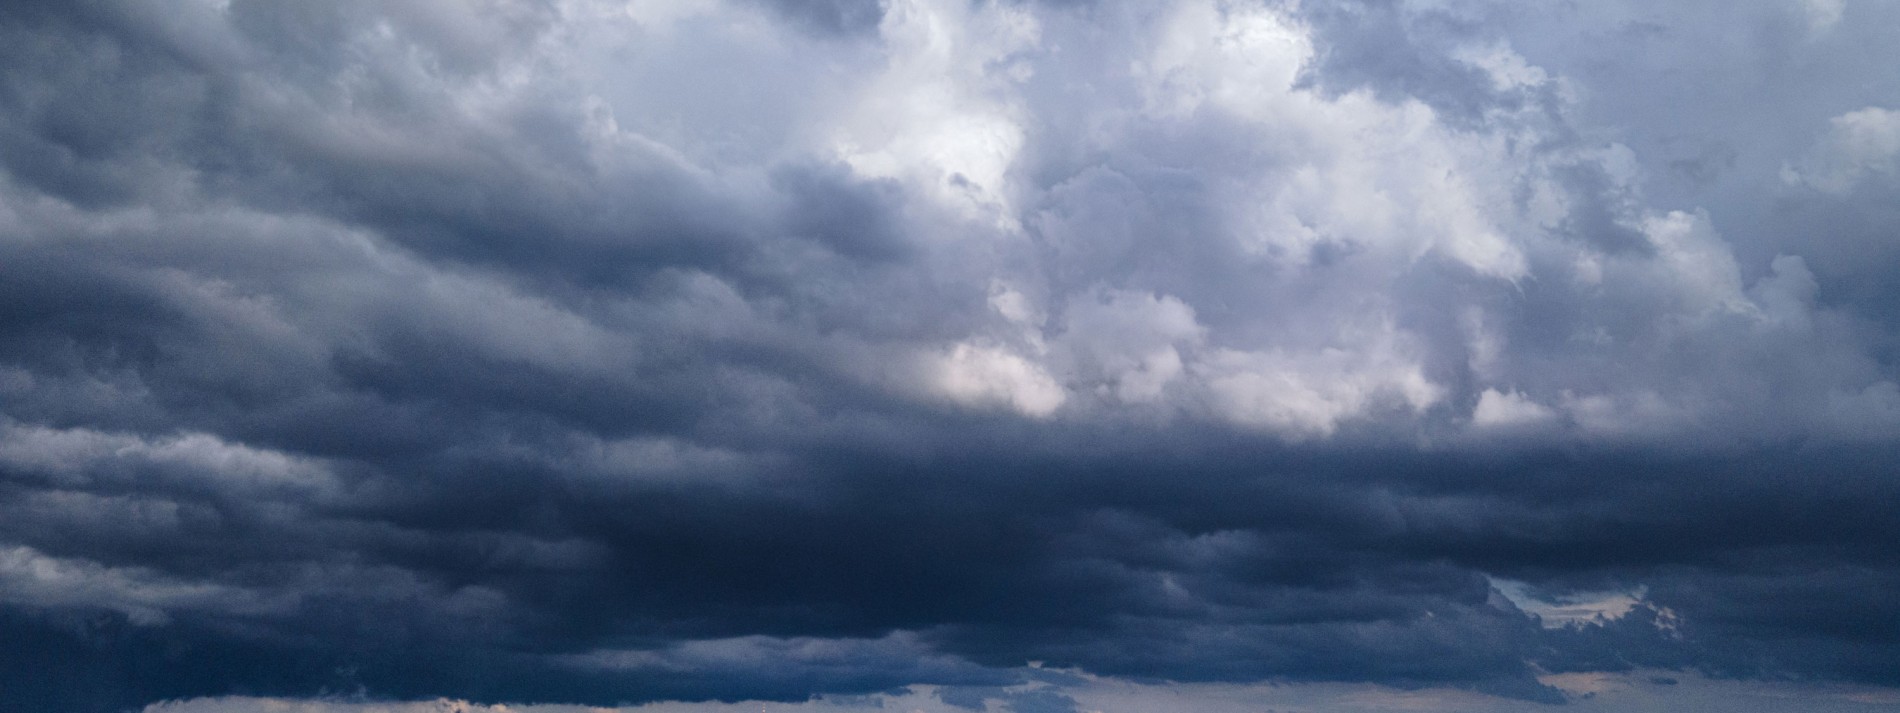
2, 1, 1899, 711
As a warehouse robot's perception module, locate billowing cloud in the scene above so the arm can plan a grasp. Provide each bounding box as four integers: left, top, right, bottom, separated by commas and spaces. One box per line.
3, 0, 1899, 711
1785, 107, 1900, 194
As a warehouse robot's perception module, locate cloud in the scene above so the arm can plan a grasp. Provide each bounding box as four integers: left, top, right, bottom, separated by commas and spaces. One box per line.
2, 0, 1900, 711
0, 544, 286, 626
1469, 389, 1556, 430
932, 341, 1068, 417
1784, 107, 1900, 194
137, 670, 1900, 713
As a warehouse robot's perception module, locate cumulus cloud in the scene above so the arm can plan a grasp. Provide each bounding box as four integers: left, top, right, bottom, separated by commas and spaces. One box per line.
3, 0, 1900, 711
1784, 107, 1900, 193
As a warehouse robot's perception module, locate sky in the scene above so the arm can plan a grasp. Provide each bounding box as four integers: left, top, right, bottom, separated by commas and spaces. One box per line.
1, 0, 1899, 711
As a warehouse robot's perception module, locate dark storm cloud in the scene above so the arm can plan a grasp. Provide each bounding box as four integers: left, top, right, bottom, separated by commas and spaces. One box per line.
8, 424, 1896, 709
3, 1, 1900, 712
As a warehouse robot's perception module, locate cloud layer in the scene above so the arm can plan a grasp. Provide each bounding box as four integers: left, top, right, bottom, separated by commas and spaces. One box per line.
2, 0, 1899, 711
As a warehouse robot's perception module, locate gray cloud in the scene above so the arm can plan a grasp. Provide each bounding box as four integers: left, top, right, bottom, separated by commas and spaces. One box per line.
2, 0, 1899, 711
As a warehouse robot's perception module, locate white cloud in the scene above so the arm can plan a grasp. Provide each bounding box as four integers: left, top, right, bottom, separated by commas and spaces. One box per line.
4, 0, 1885, 450
1783, 107, 1900, 193
1471, 389, 1557, 429
1639, 210, 1753, 318
1056, 289, 1204, 404
118, 0, 1876, 446
1197, 336, 1443, 439
1748, 255, 1820, 331
1137, 0, 1313, 118
831, 0, 1039, 223
931, 341, 1067, 418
